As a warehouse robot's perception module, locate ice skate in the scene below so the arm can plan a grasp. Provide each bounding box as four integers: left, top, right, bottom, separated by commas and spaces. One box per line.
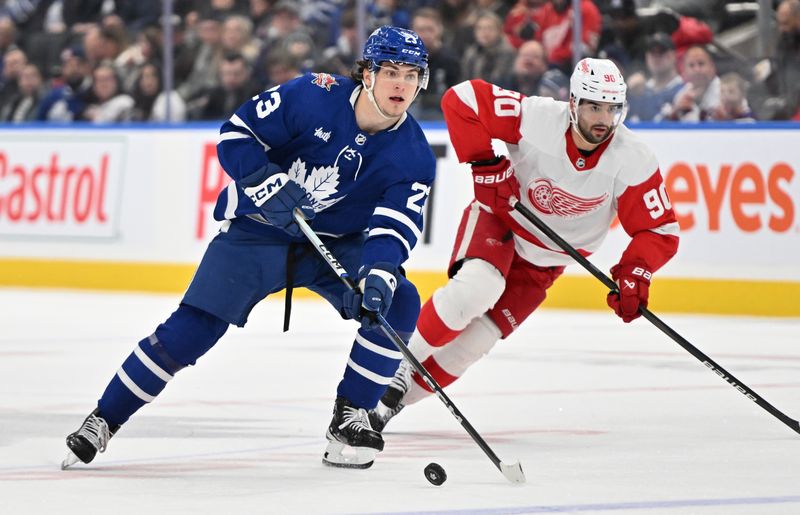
61, 409, 119, 469
370, 359, 412, 432
323, 397, 384, 469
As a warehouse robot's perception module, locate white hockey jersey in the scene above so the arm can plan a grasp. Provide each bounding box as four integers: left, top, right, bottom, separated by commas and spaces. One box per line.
442, 79, 679, 272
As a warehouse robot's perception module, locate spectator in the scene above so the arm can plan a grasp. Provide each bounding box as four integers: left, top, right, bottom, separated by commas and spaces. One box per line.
626, 33, 685, 122
109, 0, 161, 33
263, 50, 302, 89
178, 12, 224, 103
536, 0, 602, 74
0, 47, 27, 108
0, 17, 18, 66
249, 0, 273, 41
82, 62, 134, 122
198, 0, 250, 19
409, 7, 461, 120
220, 14, 261, 65
709, 72, 754, 122
752, 0, 800, 120
131, 62, 187, 122
0, 62, 44, 121
36, 46, 92, 121
500, 40, 541, 94
596, 0, 645, 70
82, 24, 128, 68
198, 52, 260, 120
317, 8, 360, 77
368, 0, 411, 32
665, 45, 720, 122
460, 10, 516, 85
439, 0, 479, 52
504, 0, 546, 50
261, 1, 305, 58
282, 31, 316, 72
115, 26, 163, 93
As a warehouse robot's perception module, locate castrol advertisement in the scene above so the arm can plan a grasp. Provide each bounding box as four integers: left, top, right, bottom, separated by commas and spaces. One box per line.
0, 135, 124, 238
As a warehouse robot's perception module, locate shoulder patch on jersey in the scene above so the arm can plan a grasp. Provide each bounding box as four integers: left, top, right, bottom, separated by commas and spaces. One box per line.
528, 178, 608, 218
311, 73, 339, 91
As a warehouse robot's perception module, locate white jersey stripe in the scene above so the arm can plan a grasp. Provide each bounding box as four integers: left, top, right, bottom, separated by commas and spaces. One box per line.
373, 207, 421, 239
346, 358, 393, 385
452, 81, 480, 115
133, 345, 173, 382
650, 222, 680, 237
229, 114, 270, 151
368, 228, 412, 254
356, 333, 404, 360
224, 182, 238, 219
116, 368, 155, 402
453, 202, 481, 262
217, 131, 251, 143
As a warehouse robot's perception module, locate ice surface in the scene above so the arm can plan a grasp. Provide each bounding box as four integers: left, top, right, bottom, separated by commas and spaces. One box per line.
1, 288, 799, 514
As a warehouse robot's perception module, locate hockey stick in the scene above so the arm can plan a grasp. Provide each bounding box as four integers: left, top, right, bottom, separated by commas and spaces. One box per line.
293, 210, 526, 484
512, 200, 800, 435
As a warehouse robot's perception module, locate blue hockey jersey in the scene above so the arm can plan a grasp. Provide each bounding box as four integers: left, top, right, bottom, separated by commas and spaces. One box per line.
214, 73, 436, 269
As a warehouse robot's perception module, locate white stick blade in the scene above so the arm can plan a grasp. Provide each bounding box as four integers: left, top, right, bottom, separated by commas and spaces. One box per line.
500, 461, 526, 484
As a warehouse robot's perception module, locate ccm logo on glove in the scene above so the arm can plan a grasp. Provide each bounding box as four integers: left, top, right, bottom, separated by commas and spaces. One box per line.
244, 172, 290, 206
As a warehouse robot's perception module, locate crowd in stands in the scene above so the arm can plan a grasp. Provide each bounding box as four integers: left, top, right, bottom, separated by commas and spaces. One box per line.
0, 0, 797, 123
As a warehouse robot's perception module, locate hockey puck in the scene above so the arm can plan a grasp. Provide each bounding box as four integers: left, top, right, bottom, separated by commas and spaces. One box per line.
424, 462, 447, 486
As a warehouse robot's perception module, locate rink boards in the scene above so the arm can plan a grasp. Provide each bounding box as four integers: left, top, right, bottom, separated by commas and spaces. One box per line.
0, 122, 798, 316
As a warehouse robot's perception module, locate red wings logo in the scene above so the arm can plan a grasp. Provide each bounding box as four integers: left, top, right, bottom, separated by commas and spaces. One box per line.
311, 73, 339, 91
528, 179, 608, 218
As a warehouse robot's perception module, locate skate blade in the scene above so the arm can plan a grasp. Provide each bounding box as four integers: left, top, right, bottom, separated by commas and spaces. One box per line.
322, 441, 377, 469
61, 451, 80, 470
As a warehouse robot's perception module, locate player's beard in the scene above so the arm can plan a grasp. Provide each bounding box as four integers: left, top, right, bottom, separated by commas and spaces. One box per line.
579, 120, 611, 145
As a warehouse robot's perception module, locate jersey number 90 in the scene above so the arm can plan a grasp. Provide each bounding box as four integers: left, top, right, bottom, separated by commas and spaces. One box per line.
644, 183, 672, 219
492, 85, 521, 117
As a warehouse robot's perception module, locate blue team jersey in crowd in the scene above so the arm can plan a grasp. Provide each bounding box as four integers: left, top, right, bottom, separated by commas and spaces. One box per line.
214, 72, 436, 269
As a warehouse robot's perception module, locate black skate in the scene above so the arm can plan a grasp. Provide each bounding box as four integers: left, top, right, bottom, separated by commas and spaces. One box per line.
323, 397, 384, 469
370, 360, 412, 432
61, 409, 119, 469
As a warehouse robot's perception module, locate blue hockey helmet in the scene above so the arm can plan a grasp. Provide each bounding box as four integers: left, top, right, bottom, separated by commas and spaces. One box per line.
363, 26, 429, 89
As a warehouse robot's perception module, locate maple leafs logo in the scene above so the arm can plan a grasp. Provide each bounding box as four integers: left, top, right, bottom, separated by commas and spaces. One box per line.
287, 158, 345, 211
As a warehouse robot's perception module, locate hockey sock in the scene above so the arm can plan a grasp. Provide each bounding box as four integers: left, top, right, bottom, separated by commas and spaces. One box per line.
408, 259, 505, 362
404, 315, 501, 405
97, 304, 229, 426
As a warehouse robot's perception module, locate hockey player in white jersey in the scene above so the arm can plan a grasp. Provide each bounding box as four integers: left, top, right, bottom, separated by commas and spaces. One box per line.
372, 58, 680, 429
62, 26, 436, 470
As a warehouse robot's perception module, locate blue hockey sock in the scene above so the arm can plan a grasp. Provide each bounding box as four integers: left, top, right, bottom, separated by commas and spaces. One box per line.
97, 335, 183, 426
97, 304, 229, 426
337, 327, 414, 408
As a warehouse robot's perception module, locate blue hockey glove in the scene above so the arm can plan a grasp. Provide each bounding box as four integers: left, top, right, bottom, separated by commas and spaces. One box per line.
342, 263, 400, 330
242, 164, 315, 238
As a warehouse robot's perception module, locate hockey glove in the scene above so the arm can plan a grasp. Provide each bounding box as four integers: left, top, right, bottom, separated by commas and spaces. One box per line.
471, 156, 521, 214
606, 263, 652, 323
242, 163, 315, 238
342, 263, 400, 330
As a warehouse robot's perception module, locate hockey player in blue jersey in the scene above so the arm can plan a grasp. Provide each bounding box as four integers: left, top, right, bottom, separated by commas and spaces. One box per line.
62, 26, 436, 470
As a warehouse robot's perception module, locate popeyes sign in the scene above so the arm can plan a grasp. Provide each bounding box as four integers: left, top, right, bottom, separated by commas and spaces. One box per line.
0, 137, 124, 238
663, 161, 794, 233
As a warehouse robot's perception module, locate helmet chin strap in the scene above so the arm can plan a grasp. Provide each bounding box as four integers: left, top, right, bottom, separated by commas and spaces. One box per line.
365, 70, 395, 121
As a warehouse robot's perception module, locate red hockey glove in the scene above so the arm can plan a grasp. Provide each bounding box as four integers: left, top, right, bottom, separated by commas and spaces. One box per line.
606, 263, 651, 323
471, 156, 521, 214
